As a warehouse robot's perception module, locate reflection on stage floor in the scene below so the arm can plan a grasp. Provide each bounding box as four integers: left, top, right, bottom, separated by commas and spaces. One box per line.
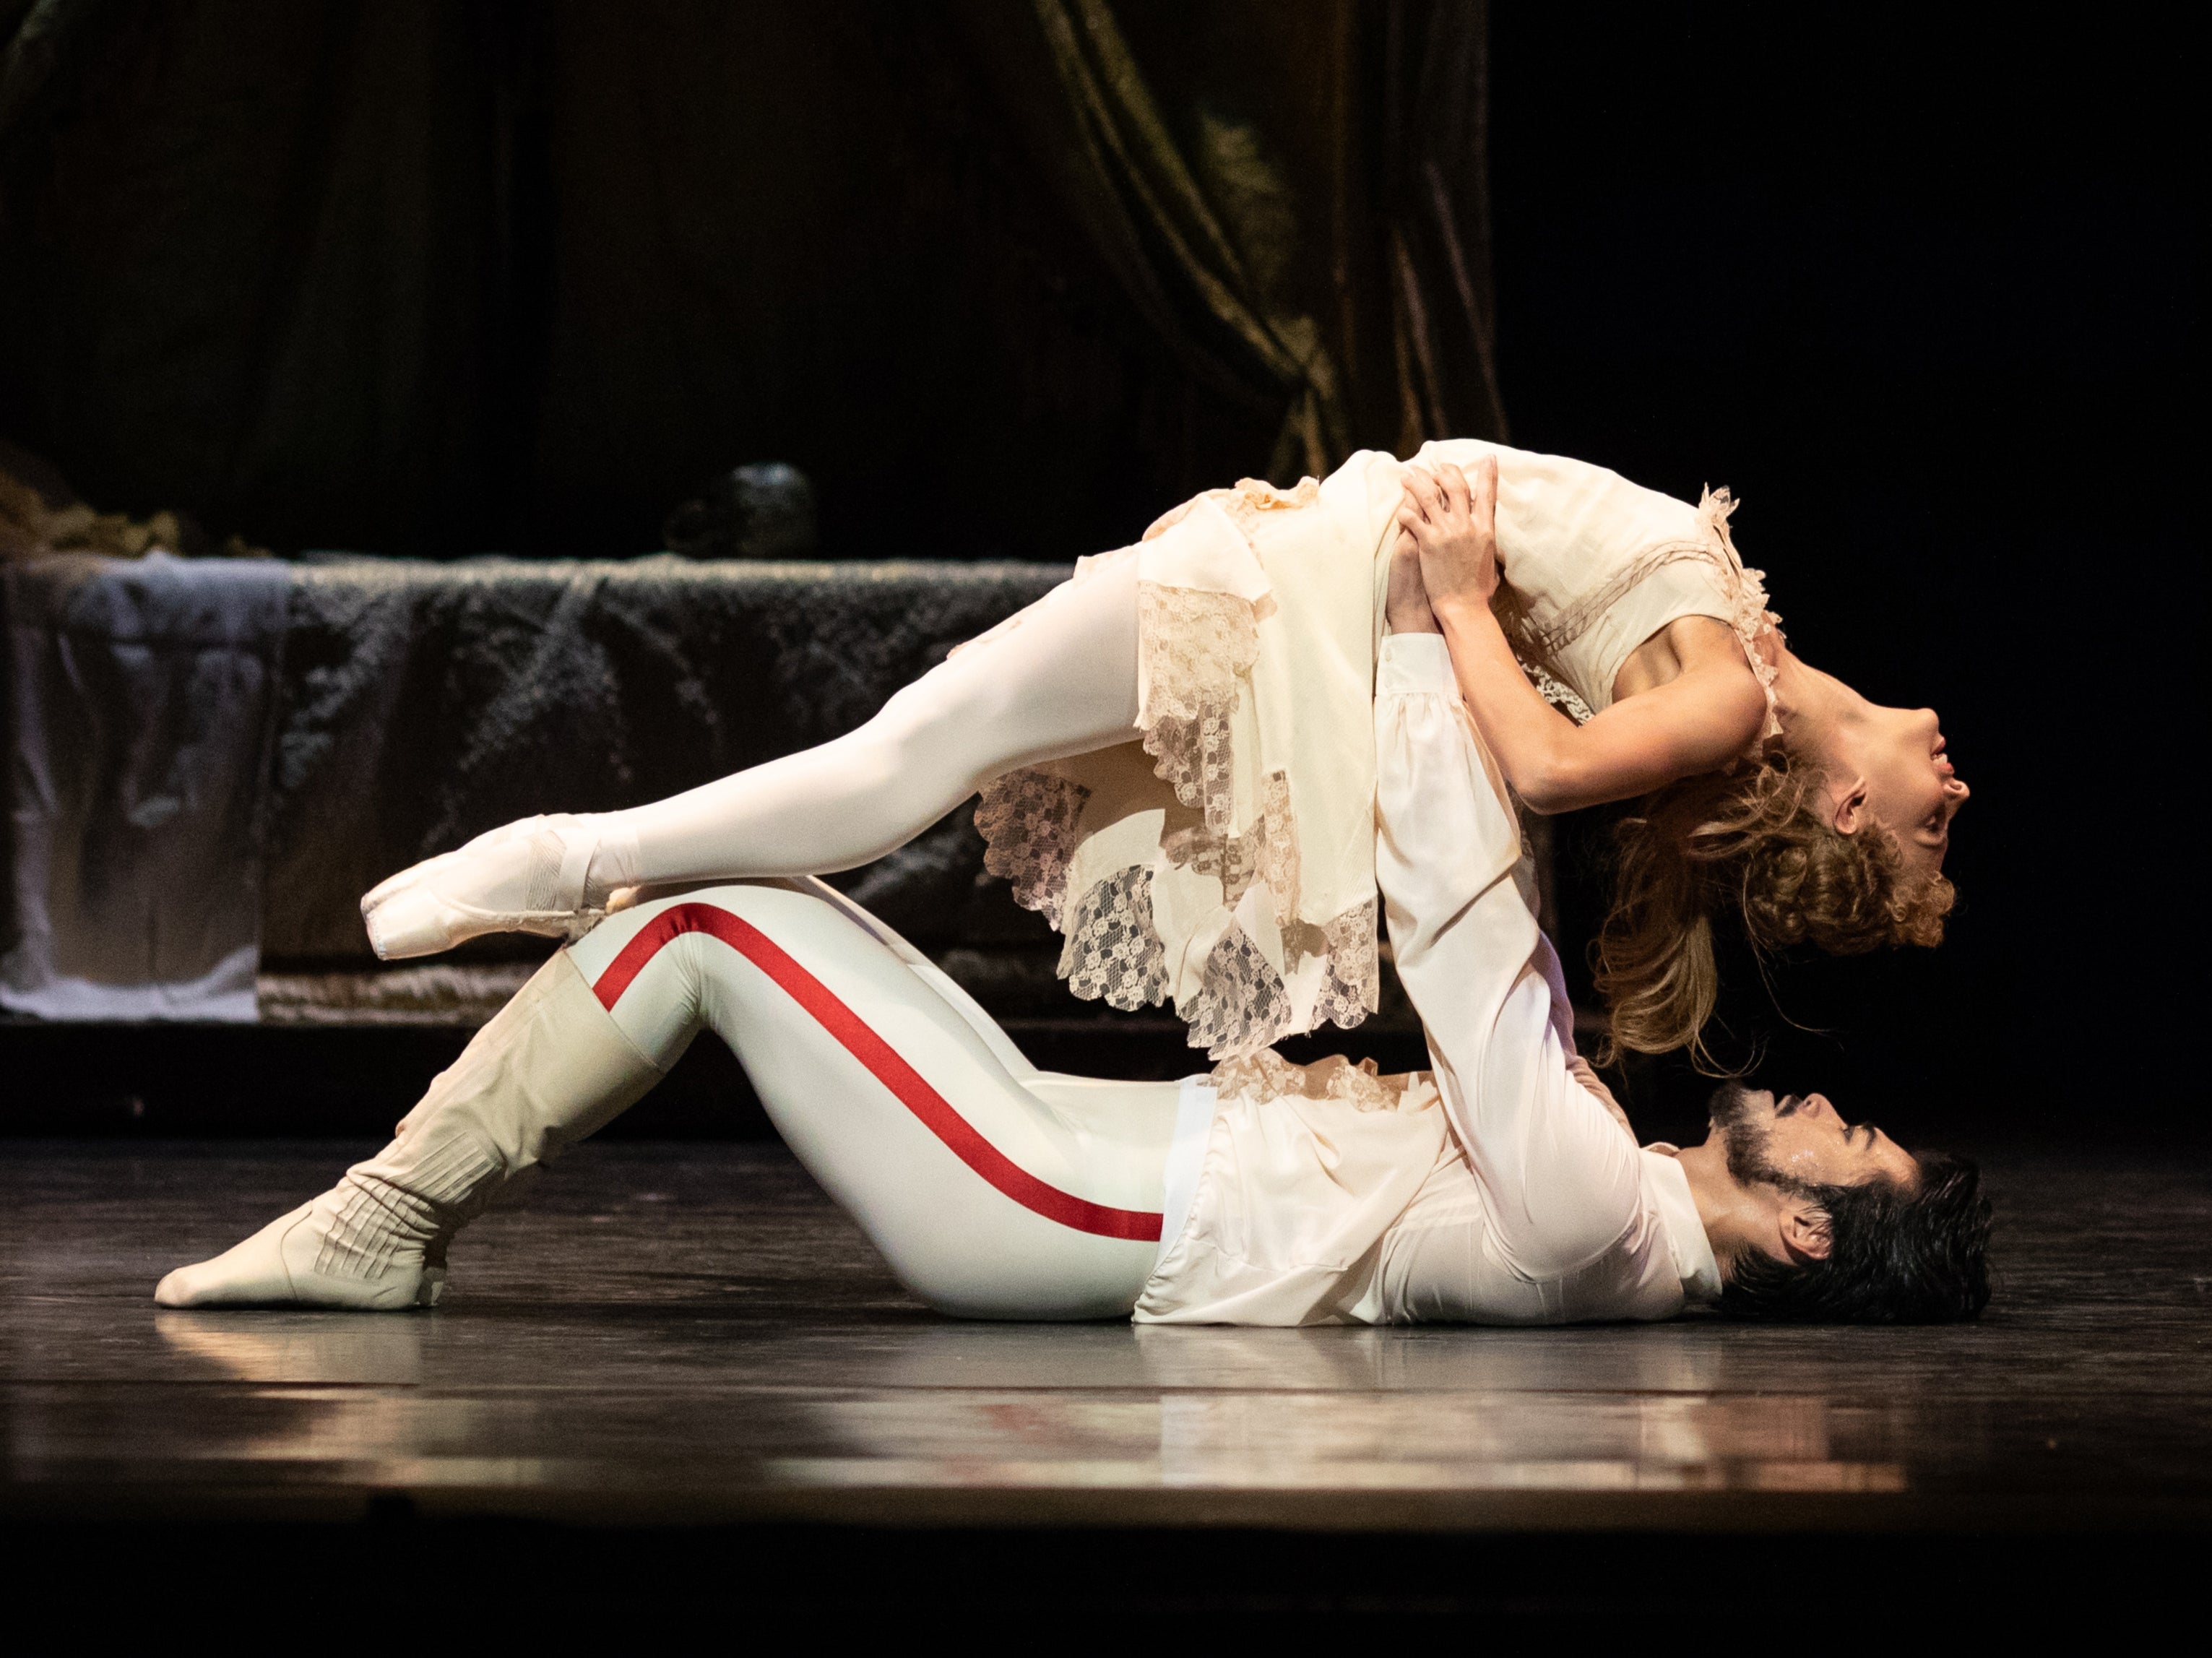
3, 1139, 2206, 1537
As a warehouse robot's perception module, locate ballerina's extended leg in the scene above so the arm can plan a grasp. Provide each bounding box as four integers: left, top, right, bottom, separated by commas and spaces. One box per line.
361, 556, 1140, 959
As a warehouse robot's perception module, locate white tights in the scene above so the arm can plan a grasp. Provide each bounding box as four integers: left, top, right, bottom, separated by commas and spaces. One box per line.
566, 876, 1190, 1320
590, 555, 1140, 894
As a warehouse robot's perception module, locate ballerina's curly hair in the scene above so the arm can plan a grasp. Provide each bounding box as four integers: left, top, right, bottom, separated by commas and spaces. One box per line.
1593, 754, 1956, 1071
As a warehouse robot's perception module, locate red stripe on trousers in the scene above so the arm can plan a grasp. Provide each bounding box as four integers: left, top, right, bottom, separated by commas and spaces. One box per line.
591, 902, 1162, 1243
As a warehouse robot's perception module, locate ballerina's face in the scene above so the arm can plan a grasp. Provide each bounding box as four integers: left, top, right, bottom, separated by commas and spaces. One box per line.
1829, 702, 1970, 881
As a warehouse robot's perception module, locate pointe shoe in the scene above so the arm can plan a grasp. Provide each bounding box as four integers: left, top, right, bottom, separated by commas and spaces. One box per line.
360, 815, 608, 960
154, 1180, 447, 1311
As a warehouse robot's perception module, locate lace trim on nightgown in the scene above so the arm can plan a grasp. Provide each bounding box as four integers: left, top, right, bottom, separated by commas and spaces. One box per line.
1503, 485, 1784, 743
1157, 769, 1296, 924
1180, 921, 1287, 1058
1695, 488, 1786, 741
1060, 865, 1170, 1009
1136, 582, 1258, 838
1141, 475, 1321, 543
1519, 659, 1594, 724
972, 509, 1380, 1058
977, 771, 1091, 931
975, 769, 1381, 1058
1314, 902, 1381, 1031
1209, 1048, 1417, 1110
1019, 858, 1379, 1061
1180, 895, 1379, 1061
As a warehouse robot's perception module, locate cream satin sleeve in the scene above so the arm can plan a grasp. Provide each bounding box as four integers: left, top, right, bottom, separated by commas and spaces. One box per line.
1373, 633, 1645, 1280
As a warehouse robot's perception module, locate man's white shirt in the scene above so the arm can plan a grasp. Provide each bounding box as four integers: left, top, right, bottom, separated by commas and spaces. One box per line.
1137, 631, 1719, 1324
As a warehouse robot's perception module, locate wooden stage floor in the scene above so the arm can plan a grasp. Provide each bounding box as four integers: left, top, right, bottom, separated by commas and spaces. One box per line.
4, 1137, 2207, 1618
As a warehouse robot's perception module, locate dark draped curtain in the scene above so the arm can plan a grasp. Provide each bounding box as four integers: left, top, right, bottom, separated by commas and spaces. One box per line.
0, 0, 1503, 561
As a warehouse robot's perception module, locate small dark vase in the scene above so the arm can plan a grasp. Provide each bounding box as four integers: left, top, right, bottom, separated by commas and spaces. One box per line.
662, 462, 819, 558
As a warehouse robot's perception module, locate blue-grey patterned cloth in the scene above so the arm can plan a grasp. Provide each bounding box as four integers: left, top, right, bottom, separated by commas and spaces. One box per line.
2, 553, 288, 1019
3, 554, 1068, 1019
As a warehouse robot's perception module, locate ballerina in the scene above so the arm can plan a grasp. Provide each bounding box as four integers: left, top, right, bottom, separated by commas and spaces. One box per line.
358, 439, 1966, 1066
1391, 446, 1969, 1065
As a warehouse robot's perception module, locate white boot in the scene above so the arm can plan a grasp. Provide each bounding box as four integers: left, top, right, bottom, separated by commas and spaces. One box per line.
155, 950, 663, 1309
360, 814, 639, 960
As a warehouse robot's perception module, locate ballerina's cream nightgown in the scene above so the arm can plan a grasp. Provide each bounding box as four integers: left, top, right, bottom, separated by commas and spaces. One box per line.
969, 439, 1783, 1061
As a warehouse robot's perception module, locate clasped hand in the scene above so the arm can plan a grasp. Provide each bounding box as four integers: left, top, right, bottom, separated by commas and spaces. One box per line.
1394, 457, 1500, 621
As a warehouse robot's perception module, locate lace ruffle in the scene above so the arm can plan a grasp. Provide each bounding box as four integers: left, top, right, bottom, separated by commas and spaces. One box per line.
1210, 1048, 1415, 1111
1695, 487, 1786, 742
1136, 581, 1257, 833
1181, 923, 1289, 1059
1159, 767, 1300, 925
1518, 658, 1594, 724
1312, 898, 1381, 1031
1059, 865, 1170, 1011
970, 515, 1375, 1059
1040, 865, 1375, 1060
977, 770, 1091, 930
1142, 474, 1322, 543
1134, 582, 1308, 936
1253, 771, 1300, 922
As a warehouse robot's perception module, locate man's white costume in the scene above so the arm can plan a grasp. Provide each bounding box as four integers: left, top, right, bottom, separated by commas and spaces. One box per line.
1136, 631, 1719, 1324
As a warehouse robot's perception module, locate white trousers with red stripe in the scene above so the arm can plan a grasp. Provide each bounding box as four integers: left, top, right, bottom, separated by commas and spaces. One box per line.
568, 877, 1191, 1321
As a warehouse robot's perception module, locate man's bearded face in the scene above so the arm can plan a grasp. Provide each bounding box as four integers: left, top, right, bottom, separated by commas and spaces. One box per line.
1708, 1084, 1807, 1194
1706, 1084, 1921, 1198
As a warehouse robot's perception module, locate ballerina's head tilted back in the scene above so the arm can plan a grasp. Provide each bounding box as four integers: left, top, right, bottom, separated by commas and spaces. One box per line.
1596, 642, 1969, 1071
1396, 449, 1971, 1074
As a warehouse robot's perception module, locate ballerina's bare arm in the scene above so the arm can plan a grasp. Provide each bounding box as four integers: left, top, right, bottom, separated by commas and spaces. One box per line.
1397, 459, 1767, 816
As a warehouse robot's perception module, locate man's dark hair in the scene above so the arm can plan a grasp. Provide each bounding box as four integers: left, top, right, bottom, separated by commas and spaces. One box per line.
1719, 1153, 1992, 1324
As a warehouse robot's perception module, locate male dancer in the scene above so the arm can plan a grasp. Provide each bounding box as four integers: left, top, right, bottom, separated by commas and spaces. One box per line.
156, 556, 1989, 1325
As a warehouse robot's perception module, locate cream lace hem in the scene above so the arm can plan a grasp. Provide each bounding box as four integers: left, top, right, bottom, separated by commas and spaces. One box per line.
974, 843, 1379, 1061
976, 770, 1091, 931
1519, 658, 1594, 724
1060, 865, 1169, 1009
1142, 474, 1321, 543
1136, 582, 1257, 839
975, 819, 1381, 1061
1313, 902, 1381, 1031
1695, 488, 1786, 742
1209, 1048, 1420, 1111
973, 533, 1380, 1058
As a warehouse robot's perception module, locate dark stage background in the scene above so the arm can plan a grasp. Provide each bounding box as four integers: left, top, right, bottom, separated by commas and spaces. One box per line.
0, 3, 2197, 1142
1485, 8, 2196, 1141
0, 0, 1506, 558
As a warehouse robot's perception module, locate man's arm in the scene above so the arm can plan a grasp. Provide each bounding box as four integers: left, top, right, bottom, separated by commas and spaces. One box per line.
1373, 627, 1646, 1278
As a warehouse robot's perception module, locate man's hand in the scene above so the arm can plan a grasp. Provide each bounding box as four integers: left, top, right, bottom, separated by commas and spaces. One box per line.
1385, 527, 1442, 635
1396, 458, 1500, 618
